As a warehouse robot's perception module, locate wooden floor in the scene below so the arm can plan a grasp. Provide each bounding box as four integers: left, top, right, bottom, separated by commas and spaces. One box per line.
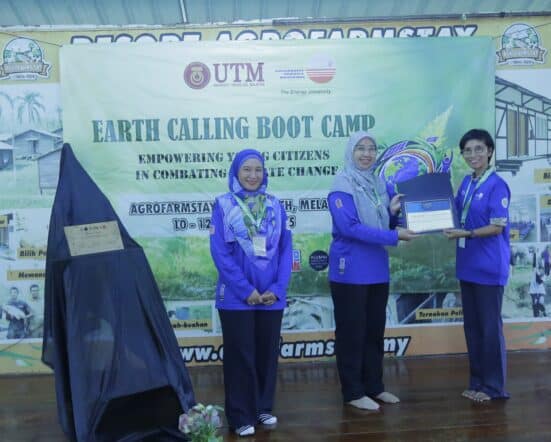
1, 351, 550, 441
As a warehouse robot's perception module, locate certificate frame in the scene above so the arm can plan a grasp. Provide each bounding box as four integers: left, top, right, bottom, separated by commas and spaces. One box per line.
402, 198, 458, 234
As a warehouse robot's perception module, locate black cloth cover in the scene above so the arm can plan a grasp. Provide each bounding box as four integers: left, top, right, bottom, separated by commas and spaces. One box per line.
42, 143, 195, 441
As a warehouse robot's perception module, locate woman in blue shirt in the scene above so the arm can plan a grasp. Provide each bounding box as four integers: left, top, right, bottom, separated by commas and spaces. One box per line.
210, 149, 292, 436
444, 129, 510, 402
328, 131, 416, 411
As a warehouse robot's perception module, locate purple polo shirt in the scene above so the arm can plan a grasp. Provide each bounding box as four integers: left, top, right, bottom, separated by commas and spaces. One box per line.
455, 172, 510, 286
328, 191, 399, 285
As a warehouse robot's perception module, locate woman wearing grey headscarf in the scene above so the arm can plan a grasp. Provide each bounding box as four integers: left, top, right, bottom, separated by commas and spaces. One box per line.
328, 131, 416, 410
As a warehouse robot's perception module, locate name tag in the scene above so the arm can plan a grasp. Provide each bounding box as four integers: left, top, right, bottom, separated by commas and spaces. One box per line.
252, 235, 267, 257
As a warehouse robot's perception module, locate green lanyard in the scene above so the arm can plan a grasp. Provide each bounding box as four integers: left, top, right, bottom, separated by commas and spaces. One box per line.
368, 187, 382, 208
368, 188, 384, 220
460, 167, 494, 227
233, 194, 266, 230
357, 179, 382, 209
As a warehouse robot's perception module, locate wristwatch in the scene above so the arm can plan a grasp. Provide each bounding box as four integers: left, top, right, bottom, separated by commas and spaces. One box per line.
468, 230, 475, 238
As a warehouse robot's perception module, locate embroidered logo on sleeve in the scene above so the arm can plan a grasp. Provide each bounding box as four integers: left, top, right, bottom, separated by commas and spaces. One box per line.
501, 197, 508, 208
335, 198, 343, 209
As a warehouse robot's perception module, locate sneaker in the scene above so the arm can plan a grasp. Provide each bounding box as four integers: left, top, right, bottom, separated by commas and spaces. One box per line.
461, 389, 477, 400
235, 425, 255, 436
258, 413, 278, 425
473, 391, 491, 402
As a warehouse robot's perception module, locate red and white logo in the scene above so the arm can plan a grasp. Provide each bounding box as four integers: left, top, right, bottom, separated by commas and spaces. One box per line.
305, 54, 336, 84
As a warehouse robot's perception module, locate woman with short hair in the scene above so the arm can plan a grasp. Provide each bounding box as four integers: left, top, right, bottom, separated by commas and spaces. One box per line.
444, 128, 511, 402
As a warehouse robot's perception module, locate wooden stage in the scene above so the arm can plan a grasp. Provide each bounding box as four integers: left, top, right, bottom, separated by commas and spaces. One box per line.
1, 351, 550, 441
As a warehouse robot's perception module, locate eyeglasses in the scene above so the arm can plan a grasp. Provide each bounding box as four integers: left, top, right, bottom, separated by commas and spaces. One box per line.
461, 146, 488, 157
354, 146, 377, 154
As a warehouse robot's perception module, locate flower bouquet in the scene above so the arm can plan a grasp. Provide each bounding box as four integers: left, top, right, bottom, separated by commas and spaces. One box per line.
178, 403, 223, 442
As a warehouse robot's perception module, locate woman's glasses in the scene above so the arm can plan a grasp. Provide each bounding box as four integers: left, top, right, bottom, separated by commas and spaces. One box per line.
461, 145, 487, 157
354, 146, 377, 154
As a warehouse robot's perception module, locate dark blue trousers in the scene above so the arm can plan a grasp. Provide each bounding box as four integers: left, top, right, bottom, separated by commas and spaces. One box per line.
330, 282, 389, 402
460, 281, 509, 398
218, 309, 283, 429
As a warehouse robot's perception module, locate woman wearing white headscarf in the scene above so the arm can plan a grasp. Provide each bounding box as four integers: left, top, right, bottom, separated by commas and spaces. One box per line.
328, 131, 416, 410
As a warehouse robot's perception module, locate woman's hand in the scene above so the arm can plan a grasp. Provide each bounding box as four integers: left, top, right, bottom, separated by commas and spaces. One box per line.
396, 227, 417, 241
389, 194, 404, 216
260, 291, 277, 306
246, 290, 262, 306
443, 228, 471, 239
246, 290, 277, 306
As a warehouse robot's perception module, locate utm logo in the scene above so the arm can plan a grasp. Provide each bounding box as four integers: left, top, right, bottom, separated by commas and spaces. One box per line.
183, 62, 211, 89
183, 61, 265, 88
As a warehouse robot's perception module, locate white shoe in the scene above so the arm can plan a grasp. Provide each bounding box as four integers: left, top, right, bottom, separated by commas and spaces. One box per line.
473, 391, 491, 402
258, 413, 277, 425
235, 425, 255, 436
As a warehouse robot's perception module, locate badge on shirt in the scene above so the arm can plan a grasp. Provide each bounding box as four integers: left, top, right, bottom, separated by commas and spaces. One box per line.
501, 197, 508, 208
252, 235, 267, 257
458, 237, 466, 248
335, 198, 343, 209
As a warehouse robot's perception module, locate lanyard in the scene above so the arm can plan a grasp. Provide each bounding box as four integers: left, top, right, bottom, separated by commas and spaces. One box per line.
460, 167, 494, 226
369, 187, 385, 221
368, 186, 382, 208
357, 179, 383, 208
233, 193, 266, 230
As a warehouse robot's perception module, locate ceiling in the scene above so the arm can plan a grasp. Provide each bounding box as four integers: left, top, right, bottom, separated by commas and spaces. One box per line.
0, 0, 550, 27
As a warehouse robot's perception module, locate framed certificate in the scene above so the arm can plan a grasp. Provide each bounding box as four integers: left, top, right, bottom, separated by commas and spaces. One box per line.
397, 173, 459, 233
403, 198, 457, 233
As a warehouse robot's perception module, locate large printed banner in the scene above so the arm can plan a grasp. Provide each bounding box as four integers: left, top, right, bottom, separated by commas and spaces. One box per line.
0, 17, 550, 374
58, 35, 494, 354
60, 37, 494, 296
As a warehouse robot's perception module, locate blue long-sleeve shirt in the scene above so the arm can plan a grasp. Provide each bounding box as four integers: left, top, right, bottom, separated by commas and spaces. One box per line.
328, 191, 399, 285
209, 199, 292, 310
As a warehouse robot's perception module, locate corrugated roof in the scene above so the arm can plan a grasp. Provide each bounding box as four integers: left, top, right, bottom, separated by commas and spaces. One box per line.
0, 0, 550, 27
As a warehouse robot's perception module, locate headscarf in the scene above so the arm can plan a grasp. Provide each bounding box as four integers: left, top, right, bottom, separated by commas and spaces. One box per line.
219, 149, 282, 268
331, 131, 390, 229
228, 149, 268, 197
